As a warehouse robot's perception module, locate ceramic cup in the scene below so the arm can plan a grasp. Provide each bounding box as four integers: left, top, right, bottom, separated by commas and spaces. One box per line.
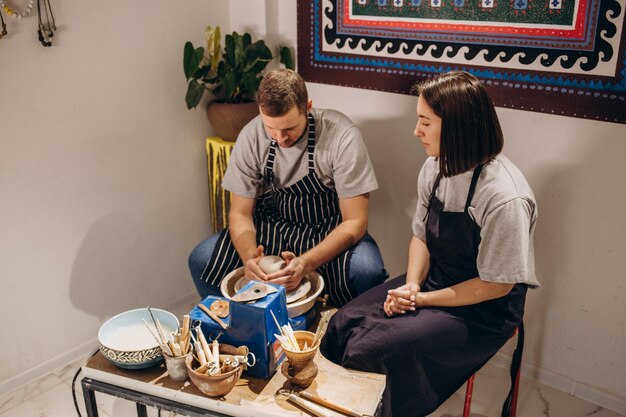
281, 330, 319, 389
164, 353, 188, 382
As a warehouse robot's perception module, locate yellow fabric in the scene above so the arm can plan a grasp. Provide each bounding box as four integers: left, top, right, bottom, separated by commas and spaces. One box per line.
205, 137, 234, 232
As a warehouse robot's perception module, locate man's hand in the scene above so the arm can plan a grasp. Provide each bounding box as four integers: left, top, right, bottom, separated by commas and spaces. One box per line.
265, 251, 306, 291
383, 282, 420, 316
244, 245, 267, 282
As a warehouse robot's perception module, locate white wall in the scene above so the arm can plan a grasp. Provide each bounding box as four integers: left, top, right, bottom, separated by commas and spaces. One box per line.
0, 0, 229, 392
271, 0, 626, 411
1, 0, 625, 413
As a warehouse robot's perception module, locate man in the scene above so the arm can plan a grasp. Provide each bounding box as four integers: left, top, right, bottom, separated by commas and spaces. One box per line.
188, 69, 386, 307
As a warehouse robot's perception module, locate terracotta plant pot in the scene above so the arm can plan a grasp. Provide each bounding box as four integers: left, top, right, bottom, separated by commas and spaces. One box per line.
206, 101, 260, 141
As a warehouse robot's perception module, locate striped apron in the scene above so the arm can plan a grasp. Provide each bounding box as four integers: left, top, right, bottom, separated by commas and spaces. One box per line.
200, 114, 355, 307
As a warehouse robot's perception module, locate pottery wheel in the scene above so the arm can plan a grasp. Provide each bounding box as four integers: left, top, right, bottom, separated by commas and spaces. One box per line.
285, 278, 311, 304
233, 276, 312, 304
233, 276, 249, 293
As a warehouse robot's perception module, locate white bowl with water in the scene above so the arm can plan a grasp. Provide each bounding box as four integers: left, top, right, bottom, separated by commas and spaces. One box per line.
98, 307, 179, 369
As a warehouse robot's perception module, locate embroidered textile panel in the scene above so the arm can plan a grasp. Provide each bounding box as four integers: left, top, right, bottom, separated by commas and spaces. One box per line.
297, 0, 626, 123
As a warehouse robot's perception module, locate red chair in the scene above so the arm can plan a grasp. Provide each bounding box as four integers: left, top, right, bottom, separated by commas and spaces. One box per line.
462, 324, 524, 417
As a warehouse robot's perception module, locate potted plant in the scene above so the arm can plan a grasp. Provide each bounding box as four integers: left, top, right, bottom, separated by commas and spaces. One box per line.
183, 26, 295, 141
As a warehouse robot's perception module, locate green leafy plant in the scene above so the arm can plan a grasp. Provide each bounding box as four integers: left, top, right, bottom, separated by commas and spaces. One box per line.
183, 26, 295, 109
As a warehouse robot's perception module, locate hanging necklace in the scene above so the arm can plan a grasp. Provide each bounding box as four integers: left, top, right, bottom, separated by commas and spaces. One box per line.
0, 0, 35, 19
0, 7, 7, 38
36, 0, 55, 46
41, 0, 55, 33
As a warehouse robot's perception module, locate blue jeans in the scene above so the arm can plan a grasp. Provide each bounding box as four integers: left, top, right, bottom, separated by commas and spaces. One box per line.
188, 232, 388, 300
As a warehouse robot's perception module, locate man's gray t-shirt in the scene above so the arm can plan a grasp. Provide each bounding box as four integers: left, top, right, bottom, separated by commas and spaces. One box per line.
222, 108, 378, 199
412, 155, 539, 287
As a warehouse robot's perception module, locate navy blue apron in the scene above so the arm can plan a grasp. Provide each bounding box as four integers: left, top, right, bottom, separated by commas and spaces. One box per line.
321, 164, 526, 417
200, 114, 356, 307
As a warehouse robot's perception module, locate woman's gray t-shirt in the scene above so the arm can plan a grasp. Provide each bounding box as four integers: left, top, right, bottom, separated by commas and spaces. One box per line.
412, 155, 539, 287
222, 108, 378, 199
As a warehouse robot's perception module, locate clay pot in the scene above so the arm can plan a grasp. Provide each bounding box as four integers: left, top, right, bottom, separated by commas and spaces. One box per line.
258, 255, 286, 274
206, 101, 259, 141
185, 347, 243, 397
281, 331, 319, 389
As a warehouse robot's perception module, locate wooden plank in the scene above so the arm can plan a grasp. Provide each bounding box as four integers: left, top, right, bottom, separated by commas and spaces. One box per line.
82, 351, 384, 417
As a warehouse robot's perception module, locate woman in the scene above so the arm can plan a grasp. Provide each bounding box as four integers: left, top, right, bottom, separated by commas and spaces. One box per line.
321, 71, 539, 417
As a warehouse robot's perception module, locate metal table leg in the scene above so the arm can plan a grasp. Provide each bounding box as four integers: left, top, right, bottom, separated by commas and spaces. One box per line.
136, 402, 148, 417
81, 379, 100, 417
81, 377, 231, 417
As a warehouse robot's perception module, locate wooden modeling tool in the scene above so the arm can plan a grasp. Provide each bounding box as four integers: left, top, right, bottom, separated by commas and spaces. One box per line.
288, 393, 334, 417
298, 391, 369, 417
198, 303, 229, 330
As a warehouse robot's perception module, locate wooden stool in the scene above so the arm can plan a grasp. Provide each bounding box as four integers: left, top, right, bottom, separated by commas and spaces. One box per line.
462, 324, 524, 417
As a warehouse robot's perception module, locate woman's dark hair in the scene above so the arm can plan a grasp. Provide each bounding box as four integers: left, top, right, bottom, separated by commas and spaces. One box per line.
414, 71, 503, 177
257, 69, 308, 117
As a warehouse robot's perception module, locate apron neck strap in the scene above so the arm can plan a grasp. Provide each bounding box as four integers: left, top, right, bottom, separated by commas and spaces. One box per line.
306, 113, 316, 174
423, 163, 484, 221
464, 164, 484, 213
264, 140, 278, 186
263, 113, 317, 186
422, 172, 443, 221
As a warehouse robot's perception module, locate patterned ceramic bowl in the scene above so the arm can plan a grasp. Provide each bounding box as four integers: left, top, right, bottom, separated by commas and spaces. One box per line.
98, 308, 179, 369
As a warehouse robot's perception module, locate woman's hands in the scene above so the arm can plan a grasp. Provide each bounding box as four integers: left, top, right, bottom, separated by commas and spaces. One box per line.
385, 236, 429, 316
265, 251, 306, 291
382, 278, 516, 314
383, 282, 421, 316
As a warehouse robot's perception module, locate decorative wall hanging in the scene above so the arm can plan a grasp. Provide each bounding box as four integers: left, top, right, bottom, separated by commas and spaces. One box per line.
297, 0, 626, 124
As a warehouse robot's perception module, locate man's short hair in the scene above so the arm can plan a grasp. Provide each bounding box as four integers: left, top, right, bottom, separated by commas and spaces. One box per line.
414, 71, 504, 177
257, 69, 309, 117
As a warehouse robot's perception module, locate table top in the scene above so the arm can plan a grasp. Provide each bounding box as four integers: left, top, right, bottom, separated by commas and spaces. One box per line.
82, 350, 385, 417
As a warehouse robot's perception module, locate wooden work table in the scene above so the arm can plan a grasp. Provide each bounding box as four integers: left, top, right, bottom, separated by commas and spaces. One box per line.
81, 349, 385, 417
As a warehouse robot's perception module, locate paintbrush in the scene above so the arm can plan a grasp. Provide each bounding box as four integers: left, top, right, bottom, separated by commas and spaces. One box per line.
147, 307, 166, 343
142, 318, 173, 356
